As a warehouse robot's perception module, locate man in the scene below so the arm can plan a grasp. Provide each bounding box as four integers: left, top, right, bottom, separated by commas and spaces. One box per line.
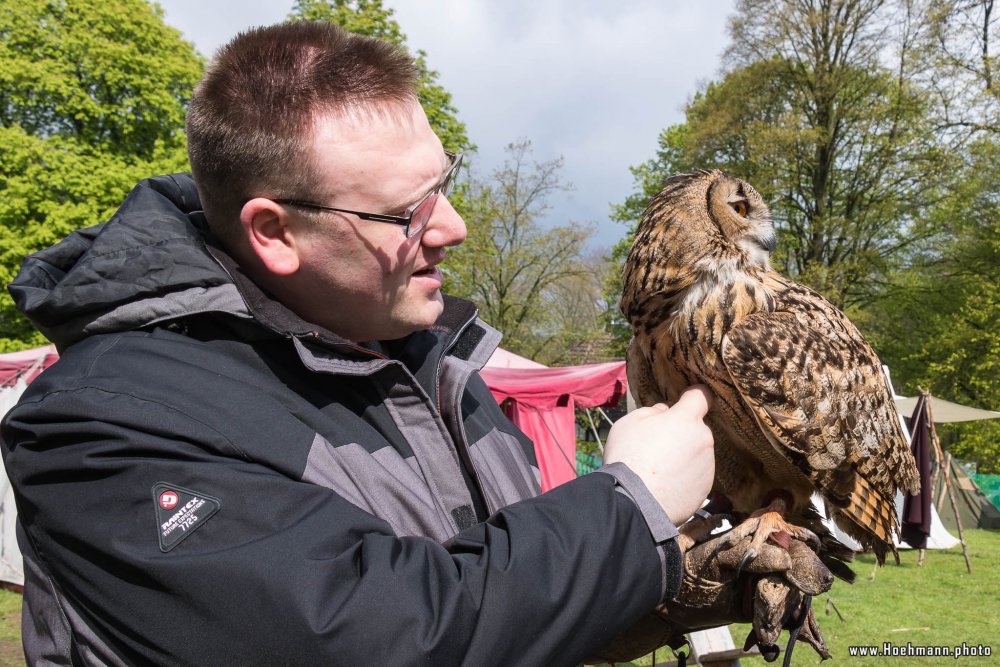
2, 22, 806, 666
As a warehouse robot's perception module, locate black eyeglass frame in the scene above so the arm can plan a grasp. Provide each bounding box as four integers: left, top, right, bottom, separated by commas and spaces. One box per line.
273, 151, 463, 238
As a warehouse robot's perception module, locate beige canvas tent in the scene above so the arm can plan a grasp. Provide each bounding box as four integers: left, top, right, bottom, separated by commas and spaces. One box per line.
935, 455, 1000, 531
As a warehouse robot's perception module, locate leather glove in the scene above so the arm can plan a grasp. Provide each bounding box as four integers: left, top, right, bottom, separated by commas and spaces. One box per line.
586, 513, 834, 664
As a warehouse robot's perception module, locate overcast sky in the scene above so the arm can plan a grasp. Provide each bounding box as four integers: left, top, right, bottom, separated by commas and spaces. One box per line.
156, 0, 735, 250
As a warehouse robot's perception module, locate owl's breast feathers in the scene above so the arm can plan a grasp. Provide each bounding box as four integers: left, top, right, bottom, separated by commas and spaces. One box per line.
639, 272, 818, 508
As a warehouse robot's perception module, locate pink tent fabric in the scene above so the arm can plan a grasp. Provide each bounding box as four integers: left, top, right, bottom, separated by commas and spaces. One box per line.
485, 347, 547, 369
480, 360, 627, 491
0, 345, 58, 387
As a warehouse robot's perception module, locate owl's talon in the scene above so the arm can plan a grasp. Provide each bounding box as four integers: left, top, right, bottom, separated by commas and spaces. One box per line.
736, 547, 758, 577
799, 528, 821, 550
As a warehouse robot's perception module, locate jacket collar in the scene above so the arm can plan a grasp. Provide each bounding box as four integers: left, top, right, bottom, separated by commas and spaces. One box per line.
202, 215, 498, 385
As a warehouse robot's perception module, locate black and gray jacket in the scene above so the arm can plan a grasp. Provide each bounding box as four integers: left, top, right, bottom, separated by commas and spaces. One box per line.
1, 174, 682, 666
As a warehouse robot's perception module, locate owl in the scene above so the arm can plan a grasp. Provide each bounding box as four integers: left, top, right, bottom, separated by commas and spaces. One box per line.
620, 170, 919, 573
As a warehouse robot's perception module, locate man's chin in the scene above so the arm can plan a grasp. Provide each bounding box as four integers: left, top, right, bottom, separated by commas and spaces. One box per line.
422, 294, 445, 326
389, 297, 445, 338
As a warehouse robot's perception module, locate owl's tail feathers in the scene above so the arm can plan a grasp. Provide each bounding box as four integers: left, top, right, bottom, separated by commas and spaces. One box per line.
799, 505, 856, 584
840, 473, 900, 566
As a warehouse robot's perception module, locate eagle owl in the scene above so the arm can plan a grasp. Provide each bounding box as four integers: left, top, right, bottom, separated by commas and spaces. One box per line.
620, 170, 919, 569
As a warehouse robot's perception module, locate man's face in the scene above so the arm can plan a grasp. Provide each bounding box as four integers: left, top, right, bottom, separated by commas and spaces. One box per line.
287, 99, 467, 342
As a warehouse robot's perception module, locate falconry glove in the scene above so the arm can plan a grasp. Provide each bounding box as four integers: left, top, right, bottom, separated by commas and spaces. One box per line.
586, 513, 834, 664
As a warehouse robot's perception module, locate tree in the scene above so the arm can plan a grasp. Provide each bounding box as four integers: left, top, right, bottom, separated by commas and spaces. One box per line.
289, 0, 473, 155
0, 0, 201, 154
862, 137, 1000, 472
724, 0, 1000, 471
604, 0, 999, 467
701, 0, 955, 307
443, 140, 601, 363
604, 0, 952, 351
0, 0, 203, 350
922, 0, 1000, 133
539, 249, 617, 365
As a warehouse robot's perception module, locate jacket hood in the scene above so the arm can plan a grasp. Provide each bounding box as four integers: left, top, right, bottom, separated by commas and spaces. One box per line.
9, 173, 251, 350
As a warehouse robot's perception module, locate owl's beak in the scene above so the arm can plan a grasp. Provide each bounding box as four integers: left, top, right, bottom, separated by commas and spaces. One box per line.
757, 231, 777, 253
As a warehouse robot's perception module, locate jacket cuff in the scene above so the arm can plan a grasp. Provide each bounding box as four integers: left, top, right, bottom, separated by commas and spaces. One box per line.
596, 462, 678, 542
596, 462, 683, 600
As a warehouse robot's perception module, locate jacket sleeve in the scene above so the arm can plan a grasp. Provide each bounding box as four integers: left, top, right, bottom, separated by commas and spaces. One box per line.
3, 382, 681, 667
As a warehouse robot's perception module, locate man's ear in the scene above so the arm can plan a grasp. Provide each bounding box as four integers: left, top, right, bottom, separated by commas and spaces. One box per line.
240, 198, 301, 276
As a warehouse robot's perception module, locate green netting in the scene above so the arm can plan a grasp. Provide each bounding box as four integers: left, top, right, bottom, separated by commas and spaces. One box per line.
576, 451, 603, 476
971, 474, 1000, 511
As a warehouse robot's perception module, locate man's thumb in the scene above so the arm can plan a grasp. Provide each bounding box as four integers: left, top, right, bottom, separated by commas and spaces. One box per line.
671, 385, 712, 418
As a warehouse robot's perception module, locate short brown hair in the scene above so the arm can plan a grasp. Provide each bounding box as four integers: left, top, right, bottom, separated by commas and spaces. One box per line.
186, 21, 419, 249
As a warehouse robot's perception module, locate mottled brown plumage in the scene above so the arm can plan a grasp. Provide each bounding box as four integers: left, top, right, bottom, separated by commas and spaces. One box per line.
620, 170, 920, 567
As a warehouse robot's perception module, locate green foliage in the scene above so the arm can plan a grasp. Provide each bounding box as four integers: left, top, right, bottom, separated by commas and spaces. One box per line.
0, 0, 202, 154
702, 60, 944, 306
291, 0, 403, 41
864, 138, 1000, 472
0, 127, 189, 350
635, 7, 947, 309
714, 0, 999, 474
605, 49, 946, 346
0, 0, 203, 351
923, 0, 1000, 133
288, 0, 473, 155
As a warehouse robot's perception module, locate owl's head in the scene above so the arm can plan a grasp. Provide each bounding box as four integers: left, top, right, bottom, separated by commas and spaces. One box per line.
635, 170, 777, 271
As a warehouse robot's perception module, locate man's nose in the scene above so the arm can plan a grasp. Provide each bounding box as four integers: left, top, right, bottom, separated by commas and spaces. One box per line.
420, 195, 467, 247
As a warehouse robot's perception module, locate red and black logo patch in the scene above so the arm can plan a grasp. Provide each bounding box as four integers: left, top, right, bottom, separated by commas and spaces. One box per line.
151, 482, 221, 552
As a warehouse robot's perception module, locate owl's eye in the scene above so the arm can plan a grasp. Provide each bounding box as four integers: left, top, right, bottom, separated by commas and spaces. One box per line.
730, 200, 748, 217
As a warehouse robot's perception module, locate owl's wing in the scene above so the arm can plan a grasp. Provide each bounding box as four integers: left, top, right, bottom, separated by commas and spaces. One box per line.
626, 336, 667, 407
721, 310, 919, 550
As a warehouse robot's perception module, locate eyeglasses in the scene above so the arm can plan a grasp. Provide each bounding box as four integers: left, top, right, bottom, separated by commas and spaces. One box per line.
274, 152, 463, 238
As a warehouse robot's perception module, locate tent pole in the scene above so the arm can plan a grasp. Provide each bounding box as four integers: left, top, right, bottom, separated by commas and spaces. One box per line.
944, 455, 973, 575
922, 389, 941, 495
935, 462, 949, 512
583, 408, 604, 454
948, 458, 972, 574
927, 392, 973, 574
595, 406, 616, 428
937, 451, 953, 521
918, 387, 948, 509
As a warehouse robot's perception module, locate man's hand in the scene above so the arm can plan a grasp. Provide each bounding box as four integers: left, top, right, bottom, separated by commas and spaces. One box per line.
603, 386, 715, 525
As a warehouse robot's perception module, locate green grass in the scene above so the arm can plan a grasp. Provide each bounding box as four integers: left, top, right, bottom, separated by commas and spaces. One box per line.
0, 588, 22, 666
604, 529, 1000, 666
